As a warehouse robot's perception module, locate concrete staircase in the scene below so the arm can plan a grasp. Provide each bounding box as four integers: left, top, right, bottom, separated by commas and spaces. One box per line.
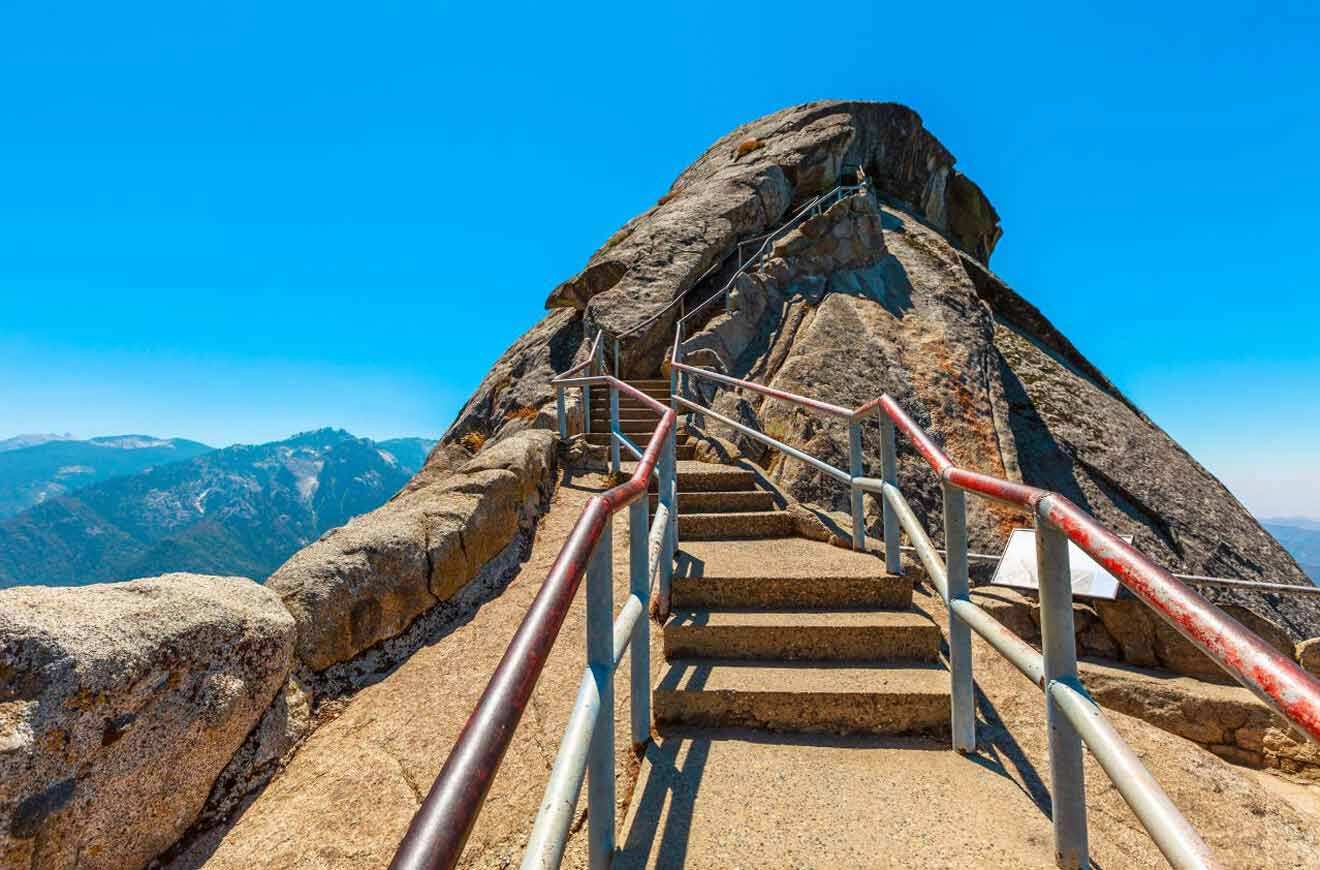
602, 376, 950, 736
586, 379, 696, 461
613, 447, 958, 867
653, 536, 950, 736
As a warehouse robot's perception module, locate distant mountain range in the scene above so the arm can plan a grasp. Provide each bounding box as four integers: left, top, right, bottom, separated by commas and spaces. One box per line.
0, 429, 434, 588
1263, 517, 1320, 583
0, 434, 215, 518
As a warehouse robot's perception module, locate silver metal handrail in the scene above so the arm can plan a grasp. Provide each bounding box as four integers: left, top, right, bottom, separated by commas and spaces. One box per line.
527, 373, 678, 870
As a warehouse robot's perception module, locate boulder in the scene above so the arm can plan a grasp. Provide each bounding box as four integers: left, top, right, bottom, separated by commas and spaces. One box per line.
1079, 659, 1320, 778
0, 574, 294, 869
1095, 597, 1294, 683
269, 430, 557, 673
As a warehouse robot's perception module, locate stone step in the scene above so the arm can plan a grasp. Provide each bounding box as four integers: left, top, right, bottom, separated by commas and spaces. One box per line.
673, 573, 912, 610
654, 660, 951, 736
678, 511, 795, 540
590, 385, 670, 399
672, 539, 914, 609
590, 410, 662, 423
626, 461, 757, 493
670, 541, 918, 609
663, 609, 942, 663
591, 397, 664, 408
585, 430, 689, 443
585, 435, 695, 460
649, 490, 775, 514
586, 418, 662, 434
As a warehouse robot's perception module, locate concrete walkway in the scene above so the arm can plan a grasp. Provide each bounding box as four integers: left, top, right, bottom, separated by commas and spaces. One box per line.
175, 472, 656, 870
176, 460, 1320, 869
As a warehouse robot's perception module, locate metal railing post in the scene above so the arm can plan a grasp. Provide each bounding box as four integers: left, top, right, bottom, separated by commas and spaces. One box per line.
628, 496, 650, 749
658, 432, 677, 607
613, 338, 620, 379
1036, 510, 1089, 870
848, 421, 865, 550
586, 522, 614, 870
556, 386, 567, 439
880, 417, 901, 574
609, 385, 621, 477
942, 483, 975, 752
583, 383, 592, 436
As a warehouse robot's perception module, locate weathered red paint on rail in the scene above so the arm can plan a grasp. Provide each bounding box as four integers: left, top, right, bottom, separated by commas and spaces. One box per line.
669, 369, 1320, 745
944, 467, 1047, 508
877, 395, 954, 475
390, 378, 674, 870
1040, 496, 1320, 745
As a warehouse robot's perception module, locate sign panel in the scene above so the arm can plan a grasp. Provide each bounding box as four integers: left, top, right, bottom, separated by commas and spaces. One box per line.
989, 528, 1131, 601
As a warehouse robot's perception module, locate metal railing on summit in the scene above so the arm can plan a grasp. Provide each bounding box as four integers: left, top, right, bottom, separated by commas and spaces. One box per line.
666, 361, 1320, 870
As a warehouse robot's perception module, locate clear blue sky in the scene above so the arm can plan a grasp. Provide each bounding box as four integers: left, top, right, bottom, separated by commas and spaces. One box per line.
2, 1, 1317, 516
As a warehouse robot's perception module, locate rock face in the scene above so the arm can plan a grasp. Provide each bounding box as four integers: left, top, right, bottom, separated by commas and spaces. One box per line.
0, 574, 294, 869
1080, 659, 1320, 777
523, 102, 1307, 640
269, 429, 558, 673
685, 182, 1317, 637
550, 101, 1000, 378
431, 102, 1001, 449
431, 99, 1312, 642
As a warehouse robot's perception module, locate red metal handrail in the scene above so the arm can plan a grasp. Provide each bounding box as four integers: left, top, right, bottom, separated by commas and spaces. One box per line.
673, 362, 1320, 745
874, 391, 1320, 743
390, 378, 675, 870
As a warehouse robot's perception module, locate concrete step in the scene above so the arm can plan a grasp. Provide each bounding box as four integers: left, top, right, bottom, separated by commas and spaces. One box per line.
654, 660, 950, 736
586, 433, 691, 446
585, 437, 695, 461
678, 510, 795, 540
586, 419, 662, 434
673, 573, 912, 610
592, 394, 670, 405
590, 386, 670, 400
664, 609, 942, 663
590, 411, 662, 424
649, 490, 774, 514
672, 539, 914, 609
626, 461, 757, 493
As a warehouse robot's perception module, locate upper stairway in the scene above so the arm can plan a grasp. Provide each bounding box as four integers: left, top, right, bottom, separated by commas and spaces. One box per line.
600, 375, 951, 738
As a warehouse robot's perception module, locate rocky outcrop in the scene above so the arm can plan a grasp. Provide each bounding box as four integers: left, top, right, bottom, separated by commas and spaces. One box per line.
968, 586, 1303, 683
269, 429, 557, 673
0, 575, 294, 869
1079, 659, 1320, 777
434, 102, 1006, 446
675, 169, 1316, 640
545, 102, 999, 379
